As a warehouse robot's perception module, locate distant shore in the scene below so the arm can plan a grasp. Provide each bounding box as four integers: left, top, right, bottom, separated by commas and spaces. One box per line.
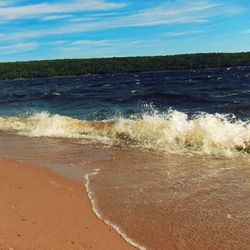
0, 51, 250, 80
0, 160, 134, 250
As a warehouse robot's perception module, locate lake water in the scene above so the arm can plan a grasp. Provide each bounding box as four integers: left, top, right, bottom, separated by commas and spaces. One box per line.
0, 67, 249, 249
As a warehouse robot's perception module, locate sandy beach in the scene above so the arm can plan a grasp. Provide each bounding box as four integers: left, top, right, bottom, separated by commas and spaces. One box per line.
0, 134, 249, 250
0, 160, 134, 250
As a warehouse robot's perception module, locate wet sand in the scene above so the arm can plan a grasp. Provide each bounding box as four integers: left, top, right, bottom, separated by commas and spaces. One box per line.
0, 160, 134, 250
89, 149, 250, 250
0, 134, 250, 250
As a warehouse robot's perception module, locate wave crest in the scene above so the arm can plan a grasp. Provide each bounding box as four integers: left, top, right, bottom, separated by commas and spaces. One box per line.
0, 111, 250, 155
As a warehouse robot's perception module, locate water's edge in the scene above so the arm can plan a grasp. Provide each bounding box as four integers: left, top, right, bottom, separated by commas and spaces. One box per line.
84, 169, 146, 250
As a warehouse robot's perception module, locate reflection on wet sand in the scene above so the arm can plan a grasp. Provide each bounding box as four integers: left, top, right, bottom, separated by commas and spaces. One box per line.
0, 133, 114, 181
1, 134, 249, 250
90, 149, 250, 249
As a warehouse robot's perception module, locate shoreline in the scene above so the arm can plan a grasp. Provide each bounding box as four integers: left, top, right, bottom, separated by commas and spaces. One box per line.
1, 134, 249, 250
0, 64, 249, 82
1, 51, 250, 81
0, 160, 134, 250
85, 169, 145, 250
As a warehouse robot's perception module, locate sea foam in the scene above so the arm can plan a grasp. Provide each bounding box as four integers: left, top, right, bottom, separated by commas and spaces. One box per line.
0, 110, 250, 156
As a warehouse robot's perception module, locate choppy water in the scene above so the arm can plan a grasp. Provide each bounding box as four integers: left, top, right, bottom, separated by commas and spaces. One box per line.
0, 67, 250, 249
1, 66, 250, 155
1, 66, 250, 119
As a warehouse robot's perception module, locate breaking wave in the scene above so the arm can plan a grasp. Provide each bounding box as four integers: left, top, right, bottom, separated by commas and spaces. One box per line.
1, 110, 250, 156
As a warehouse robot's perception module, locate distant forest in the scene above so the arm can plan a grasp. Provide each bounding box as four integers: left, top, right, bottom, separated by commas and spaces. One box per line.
0, 52, 250, 80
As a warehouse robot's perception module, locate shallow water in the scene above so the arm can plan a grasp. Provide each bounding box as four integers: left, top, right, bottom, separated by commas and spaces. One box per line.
0, 67, 250, 249
88, 150, 250, 249
0, 134, 249, 249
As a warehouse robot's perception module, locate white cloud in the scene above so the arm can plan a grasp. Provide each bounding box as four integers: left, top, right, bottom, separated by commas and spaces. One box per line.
0, 0, 13, 7
0, 0, 125, 20
0, 42, 38, 54
69, 17, 98, 22
116, 1, 218, 27
45, 40, 68, 45
163, 30, 204, 37
243, 29, 250, 34
2, 1, 222, 40
70, 39, 116, 46
65, 39, 140, 50
60, 39, 147, 58
67, 1, 218, 28
42, 15, 73, 21
0, 1, 243, 44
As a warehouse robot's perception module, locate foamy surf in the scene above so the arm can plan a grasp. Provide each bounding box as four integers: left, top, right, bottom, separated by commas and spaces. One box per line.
85, 169, 146, 250
0, 110, 250, 156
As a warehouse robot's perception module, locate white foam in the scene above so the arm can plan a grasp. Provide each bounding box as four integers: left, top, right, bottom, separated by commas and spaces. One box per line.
84, 169, 146, 250
0, 110, 250, 156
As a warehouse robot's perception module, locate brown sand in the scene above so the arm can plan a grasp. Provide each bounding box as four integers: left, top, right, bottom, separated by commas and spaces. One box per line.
89, 149, 250, 250
0, 160, 134, 250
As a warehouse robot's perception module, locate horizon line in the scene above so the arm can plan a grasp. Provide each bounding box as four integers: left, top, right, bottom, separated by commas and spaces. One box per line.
0, 50, 249, 64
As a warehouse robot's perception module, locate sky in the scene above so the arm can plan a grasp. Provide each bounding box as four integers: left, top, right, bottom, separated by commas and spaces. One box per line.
0, 0, 249, 62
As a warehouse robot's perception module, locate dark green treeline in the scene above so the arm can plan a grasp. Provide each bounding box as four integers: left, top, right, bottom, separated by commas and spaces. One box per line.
0, 52, 250, 80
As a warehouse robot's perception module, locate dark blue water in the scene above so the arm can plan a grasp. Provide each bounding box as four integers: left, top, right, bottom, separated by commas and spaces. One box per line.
1, 66, 250, 120
1, 66, 250, 250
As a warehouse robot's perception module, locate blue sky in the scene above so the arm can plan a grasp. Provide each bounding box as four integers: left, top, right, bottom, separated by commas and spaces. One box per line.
0, 0, 249, 62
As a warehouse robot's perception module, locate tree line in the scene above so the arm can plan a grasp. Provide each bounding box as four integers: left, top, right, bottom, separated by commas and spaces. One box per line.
0, 52, 250, 80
